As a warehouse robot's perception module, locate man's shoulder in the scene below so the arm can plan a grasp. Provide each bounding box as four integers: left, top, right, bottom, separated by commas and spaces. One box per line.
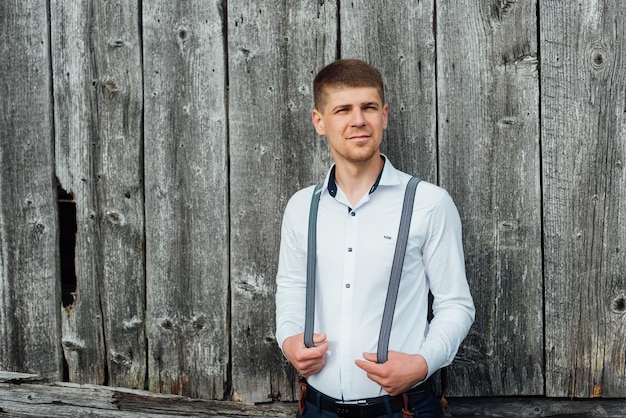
394, 173, 445, 197
386, 166, 443, 198
407, 178, 455, 209
414, 178, 445, 194
284, 183, 322, 213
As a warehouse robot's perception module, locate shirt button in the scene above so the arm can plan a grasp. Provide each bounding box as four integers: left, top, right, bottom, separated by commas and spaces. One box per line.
347, 247, 353, 252
346, 284, 350, 288
350, 211, 356, 216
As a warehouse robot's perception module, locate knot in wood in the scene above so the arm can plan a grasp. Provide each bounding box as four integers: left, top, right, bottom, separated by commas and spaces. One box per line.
159, 317, 174, 330
106, 210, 123, 225
62, 336, 86, 351
103, 79, 120, 96
589, 43, 609, 73
191, 315, 206, 330
123, 316, 143, 330
491, 0, 516, 21
178, 29, 188, 40
110, 351, 131, 365
108, 39, 125, 48
175, 24, 191, 50
611, 295, 626, 314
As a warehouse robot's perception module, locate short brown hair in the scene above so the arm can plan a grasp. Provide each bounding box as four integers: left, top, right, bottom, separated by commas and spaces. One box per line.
313, 59, 385, 111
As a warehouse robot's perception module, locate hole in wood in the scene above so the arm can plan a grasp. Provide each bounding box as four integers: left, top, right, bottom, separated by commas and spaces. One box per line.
611, 295, 626, 314
57, 179, 77, 308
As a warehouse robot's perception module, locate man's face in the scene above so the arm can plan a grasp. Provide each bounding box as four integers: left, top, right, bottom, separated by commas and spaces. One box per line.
312, 86, 388, 166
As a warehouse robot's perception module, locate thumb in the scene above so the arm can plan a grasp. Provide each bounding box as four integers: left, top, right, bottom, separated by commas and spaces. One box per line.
313, 333, 327, 344
362, 352, 378, 363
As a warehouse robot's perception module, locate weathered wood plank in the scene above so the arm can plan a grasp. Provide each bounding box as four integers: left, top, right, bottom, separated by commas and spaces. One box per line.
541, 1, 626, 398
437, 0, 543, 396
51, 0, 105, 386
1, 377, 625, 417
442, 396, 626, 417
0, 381, 294, 417
51, 1, 146, 387
340, 0, 437, 181
143, 0, 229, 399
228, 0, 336, 403
0, 372, 45, 384
0, 0, 63, 381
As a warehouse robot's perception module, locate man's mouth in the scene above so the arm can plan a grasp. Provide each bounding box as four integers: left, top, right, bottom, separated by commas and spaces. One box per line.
347, 134, 371, 140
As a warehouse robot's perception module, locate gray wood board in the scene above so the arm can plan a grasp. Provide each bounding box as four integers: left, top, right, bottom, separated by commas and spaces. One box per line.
143, 0, 229, 399
227, 0, 336, 403
51, 0, 146, 388
0, 0, 63, 381
541, 1, 626, 398
437, 0, 544, 396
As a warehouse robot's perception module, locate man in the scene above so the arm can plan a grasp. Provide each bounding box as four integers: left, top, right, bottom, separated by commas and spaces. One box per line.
275, 59, 474, 417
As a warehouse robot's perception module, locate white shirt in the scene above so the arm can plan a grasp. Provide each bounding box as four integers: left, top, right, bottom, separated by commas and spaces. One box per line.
275, 156, 475, 400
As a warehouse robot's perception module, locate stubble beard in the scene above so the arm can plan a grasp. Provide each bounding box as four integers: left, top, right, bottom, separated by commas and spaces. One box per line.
344, 140, 380, 164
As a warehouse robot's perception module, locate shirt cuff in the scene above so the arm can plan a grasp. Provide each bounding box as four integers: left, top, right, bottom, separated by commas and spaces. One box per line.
418, 346, 446, 381
275, 323, 304, 352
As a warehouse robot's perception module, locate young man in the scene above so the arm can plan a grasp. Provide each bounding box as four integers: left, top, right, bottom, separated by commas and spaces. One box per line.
275, 59, 475, 417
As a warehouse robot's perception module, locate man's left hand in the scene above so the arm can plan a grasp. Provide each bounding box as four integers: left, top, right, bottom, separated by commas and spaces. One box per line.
354, 351, 428, 396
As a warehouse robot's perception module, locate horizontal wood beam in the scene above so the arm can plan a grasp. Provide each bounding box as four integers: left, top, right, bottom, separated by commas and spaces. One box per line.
1, 373, 625, 417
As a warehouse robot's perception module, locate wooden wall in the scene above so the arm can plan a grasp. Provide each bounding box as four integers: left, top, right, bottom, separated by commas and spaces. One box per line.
1, 0, 624, 403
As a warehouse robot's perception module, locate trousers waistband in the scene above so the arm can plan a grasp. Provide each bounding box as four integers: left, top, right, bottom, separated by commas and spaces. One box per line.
302, 378, 433, 418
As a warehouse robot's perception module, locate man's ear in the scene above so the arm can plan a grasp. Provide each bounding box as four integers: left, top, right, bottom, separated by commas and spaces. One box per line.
312, 109, 326, 136
382, 103, 389, 129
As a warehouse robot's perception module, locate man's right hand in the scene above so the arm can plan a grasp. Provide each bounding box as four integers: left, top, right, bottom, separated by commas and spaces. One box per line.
282, 332, 328, 377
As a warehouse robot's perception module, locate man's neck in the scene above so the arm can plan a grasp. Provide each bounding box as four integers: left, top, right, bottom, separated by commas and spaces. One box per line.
334, 155, 384, 207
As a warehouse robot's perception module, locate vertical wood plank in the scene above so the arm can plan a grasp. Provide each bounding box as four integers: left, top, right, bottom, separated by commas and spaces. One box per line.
143, 0, 229, 399
52, 0, 145, 387
0, 0, 63, 380
228, 0, 336, 402
541, 0, 626, 398
51, 0, 105, 385
438, 0, 543, 395
340, 0, 437, 181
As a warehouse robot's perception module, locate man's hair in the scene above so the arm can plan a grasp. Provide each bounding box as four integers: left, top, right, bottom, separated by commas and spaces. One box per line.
313, 59, 385, 111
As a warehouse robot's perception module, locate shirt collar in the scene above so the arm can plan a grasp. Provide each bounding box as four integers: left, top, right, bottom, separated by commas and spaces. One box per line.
325, 154, 400, 198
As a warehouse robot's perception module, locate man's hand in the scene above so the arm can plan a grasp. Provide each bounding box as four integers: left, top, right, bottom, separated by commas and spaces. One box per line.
354, 351, 428, 396
282, 333, 328, 377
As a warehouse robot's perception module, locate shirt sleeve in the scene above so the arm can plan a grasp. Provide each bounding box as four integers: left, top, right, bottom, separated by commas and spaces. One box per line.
418, 191, 475, 379
275, 191, 309, 352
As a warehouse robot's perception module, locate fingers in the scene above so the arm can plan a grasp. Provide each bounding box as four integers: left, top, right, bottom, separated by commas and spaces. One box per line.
313, 333, 327, 345
355, 351, 427, 396
283, 332, 329, 377
355, 353, 386, 378
296, 342, 328, 377
361, 352, 378, 362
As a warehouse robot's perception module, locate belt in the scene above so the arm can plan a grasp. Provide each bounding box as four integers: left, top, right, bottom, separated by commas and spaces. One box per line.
302, 379, 432, 418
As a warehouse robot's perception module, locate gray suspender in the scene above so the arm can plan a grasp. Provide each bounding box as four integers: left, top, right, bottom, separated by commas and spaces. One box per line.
303, 176, 422, 364
376, 176, 421, 362
304, 183, 324, 349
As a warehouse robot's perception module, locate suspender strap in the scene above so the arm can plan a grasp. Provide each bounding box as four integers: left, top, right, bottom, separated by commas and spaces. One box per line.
303, 177, 421, 355
304, 183, 324, 348
377, 176, 421, 363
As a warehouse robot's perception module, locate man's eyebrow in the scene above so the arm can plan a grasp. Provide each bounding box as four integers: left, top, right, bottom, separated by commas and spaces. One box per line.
331, 101, 379, 111
330, 103, 352, 112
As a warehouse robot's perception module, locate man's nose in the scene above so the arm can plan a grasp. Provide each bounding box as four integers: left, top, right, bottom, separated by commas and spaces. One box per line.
350, 109, 365, 126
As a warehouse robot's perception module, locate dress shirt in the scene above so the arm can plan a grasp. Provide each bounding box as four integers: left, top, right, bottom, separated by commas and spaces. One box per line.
275, 156, 475, 400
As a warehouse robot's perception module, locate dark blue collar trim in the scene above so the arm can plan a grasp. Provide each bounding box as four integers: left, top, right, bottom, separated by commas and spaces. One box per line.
327, 156, 385, 198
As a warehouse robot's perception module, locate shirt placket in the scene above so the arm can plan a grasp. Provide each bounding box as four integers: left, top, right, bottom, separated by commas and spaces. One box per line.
339, 208, 358, 398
